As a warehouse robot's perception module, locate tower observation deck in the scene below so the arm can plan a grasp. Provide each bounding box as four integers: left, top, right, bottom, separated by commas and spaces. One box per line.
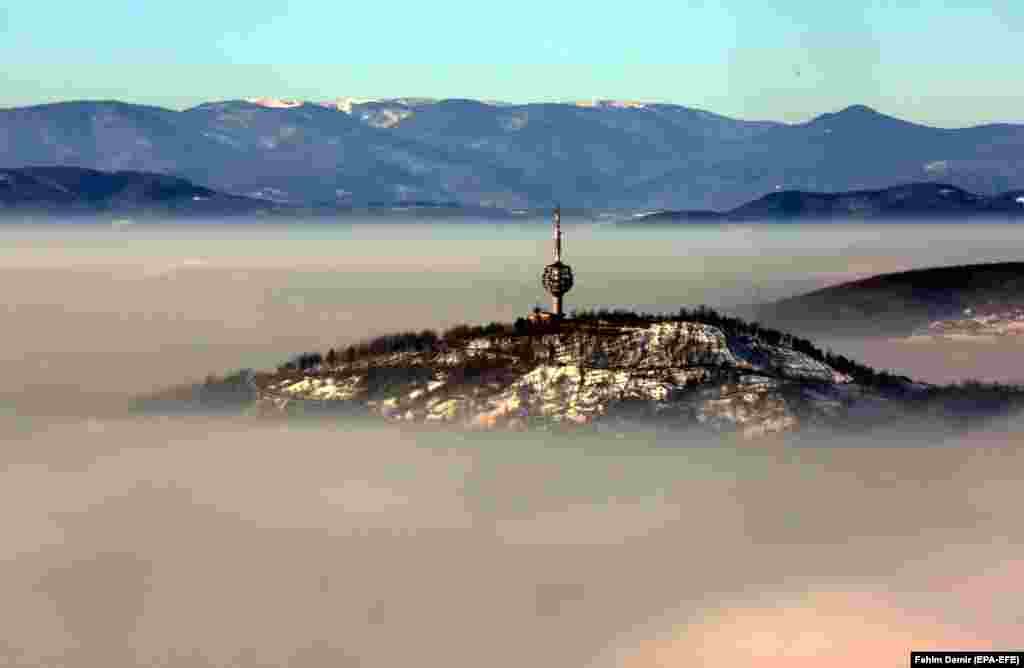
541, 206, 574, 317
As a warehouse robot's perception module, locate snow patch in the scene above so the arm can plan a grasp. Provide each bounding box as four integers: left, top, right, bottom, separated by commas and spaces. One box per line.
388, 97, 436, 108
575, 100, 647, 109
359, 108, 413, 128
246, 97, 303, 109
317, 97, 376, 114
247, 187, 291, 202
201, 131, 242, 149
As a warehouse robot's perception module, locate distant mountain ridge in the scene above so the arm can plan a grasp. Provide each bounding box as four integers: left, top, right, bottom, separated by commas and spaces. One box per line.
632, 183, 1024, 223
0, 166, 287, 218
3, 98, 1023, 211
6, 167, 1024, 223
0, 166, 522, 220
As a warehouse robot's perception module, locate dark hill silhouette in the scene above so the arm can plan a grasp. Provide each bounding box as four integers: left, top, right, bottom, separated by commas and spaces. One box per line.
629, 182, 1024, 223
728, 183, 989, 220
752, 261, 1024, 336
0, 166, 286, 218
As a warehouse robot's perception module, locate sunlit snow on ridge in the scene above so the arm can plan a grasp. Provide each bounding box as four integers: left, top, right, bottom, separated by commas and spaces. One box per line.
317, 97, 377, 114
244, 97, 303, 109
575, 99, 648, 109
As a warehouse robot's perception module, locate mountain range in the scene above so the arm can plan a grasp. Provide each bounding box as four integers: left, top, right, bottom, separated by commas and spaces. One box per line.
3, 98, 1024, 210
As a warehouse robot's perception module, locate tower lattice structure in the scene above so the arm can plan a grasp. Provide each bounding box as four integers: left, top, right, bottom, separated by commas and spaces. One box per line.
541, 206, 574, 317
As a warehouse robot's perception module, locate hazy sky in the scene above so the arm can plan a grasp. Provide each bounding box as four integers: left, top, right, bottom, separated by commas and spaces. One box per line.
2, 0, 1023, 126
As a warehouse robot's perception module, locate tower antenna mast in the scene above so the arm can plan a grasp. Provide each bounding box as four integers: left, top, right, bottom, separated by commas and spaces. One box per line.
541, 204, 574, 318
554, 203, 562, 263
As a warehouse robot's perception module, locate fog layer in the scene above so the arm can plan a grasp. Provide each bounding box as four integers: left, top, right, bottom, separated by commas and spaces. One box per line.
2, 418, 1022, 666
2, 221, 1023, 665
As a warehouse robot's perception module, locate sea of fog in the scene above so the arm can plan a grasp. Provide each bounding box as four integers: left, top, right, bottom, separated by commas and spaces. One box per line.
2, 219, 1023, 666
6, 219, 1024, 414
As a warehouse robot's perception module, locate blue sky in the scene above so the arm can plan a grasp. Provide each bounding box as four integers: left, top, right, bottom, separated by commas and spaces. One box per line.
2, 0, 1022, 126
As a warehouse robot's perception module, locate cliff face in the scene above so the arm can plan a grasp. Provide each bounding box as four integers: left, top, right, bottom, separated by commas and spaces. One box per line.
251, 320, 909, 440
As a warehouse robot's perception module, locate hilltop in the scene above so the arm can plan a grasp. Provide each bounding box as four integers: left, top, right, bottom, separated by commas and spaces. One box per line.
135, 307, 1024, 439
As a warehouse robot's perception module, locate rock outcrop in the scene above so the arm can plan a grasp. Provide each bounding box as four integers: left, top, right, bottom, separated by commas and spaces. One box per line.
250, 320, 914, 439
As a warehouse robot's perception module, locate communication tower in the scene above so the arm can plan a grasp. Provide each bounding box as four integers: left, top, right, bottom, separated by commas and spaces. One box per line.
541, 205, 574, 318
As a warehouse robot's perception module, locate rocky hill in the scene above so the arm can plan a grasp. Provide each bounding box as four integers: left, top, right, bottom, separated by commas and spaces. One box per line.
137, 310, 1024, 439
4, 99, 1024, 210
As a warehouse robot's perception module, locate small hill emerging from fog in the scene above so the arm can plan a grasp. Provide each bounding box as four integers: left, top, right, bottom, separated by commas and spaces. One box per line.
0, 166, 290, 219
754, 262, 1024, 337
629, 183, 1024, 223
137, 307, 1024, 440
